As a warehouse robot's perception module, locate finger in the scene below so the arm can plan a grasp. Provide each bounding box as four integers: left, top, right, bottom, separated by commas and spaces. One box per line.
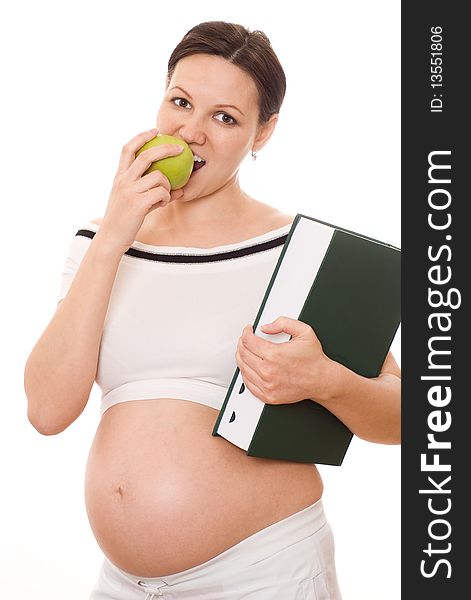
237, 351, 266, 392
128, 143, 184, 181
117, 128, 159, 175
241, 326, 274, 360
136, 169, 171, 194
238, 337, 265, 373
239, 366, 266, 401
144, 186, 171, 208
261, 316, 310, 340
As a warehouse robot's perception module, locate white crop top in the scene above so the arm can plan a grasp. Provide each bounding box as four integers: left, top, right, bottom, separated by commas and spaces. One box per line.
58, 221, 292, 416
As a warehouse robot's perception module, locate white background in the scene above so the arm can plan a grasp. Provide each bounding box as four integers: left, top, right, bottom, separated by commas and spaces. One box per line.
1, 1, 400, 598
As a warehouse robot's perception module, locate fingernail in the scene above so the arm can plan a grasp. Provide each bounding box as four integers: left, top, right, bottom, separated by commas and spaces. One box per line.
175, 145, 183, 152
151, 128, 159, 134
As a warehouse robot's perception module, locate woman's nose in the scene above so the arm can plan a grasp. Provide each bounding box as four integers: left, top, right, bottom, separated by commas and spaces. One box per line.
177, 115, 206, 146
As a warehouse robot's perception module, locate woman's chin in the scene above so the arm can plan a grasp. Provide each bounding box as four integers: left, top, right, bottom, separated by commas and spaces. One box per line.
173, 168, 223, 203
176, 180, 206, 202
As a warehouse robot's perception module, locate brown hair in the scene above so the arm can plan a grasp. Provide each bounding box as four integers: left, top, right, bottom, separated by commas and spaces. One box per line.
167, 21, 286, 125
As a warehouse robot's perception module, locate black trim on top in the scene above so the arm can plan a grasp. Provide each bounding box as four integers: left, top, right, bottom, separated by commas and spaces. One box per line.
75, 228, 288, 263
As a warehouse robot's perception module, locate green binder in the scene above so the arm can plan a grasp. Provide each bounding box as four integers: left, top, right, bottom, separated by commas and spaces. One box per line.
212, 213, 401, 465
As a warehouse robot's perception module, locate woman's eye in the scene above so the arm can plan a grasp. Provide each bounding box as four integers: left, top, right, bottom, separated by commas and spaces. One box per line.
171, 99, 235, 125
214, 113, 236, 125
172, 97, 191, 108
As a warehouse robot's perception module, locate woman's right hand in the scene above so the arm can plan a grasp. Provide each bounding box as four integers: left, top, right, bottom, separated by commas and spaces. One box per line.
98, 128, 185, 253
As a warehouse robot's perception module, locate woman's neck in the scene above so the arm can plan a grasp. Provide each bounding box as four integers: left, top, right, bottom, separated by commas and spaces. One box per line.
150, 175, 253, 234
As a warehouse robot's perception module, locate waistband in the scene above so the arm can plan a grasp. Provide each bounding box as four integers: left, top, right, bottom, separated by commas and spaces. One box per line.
114, 497, 326, 589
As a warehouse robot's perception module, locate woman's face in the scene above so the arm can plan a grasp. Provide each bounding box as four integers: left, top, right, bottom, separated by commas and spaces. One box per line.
156, 53, 271, 201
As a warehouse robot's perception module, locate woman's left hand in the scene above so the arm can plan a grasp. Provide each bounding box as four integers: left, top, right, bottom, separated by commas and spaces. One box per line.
235, 316, 333, 405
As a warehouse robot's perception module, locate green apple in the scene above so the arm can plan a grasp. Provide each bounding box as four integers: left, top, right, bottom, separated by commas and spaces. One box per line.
135, 133, 194, 189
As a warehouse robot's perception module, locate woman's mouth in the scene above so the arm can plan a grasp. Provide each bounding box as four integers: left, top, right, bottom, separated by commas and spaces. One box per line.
192, 154, 206, 173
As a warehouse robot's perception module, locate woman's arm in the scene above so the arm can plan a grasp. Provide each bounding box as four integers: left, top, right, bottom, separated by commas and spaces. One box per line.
24, 128, 184, 435
24, 228, 124, 435
236, 317, 401, 445
312, 350, 401, 444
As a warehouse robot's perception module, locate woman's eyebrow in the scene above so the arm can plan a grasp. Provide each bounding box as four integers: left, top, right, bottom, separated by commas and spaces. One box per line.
169, 85, 245, 117
214, 103, 245, 117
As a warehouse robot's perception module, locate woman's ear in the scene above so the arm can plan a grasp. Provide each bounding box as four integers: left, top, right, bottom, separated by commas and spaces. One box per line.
252, 114, 279, 153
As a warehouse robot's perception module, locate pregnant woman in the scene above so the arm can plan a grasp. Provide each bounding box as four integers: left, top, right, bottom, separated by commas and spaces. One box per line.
24, 21, 400, 600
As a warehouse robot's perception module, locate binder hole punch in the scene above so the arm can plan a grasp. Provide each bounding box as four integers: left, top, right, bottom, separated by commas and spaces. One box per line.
229, 411, 236, 423
239, 382, 245, 394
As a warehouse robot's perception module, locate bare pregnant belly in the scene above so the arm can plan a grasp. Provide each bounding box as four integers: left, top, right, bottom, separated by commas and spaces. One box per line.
84, 398, 323, 578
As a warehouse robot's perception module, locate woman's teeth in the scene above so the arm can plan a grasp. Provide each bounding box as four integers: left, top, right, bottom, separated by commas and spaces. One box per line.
192, 154, 206, 172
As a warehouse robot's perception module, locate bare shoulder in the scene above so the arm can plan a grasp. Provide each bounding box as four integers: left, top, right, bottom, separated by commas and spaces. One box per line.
255, 208, 296, 231
246, 198, 295, 229
269, 212, 296, 228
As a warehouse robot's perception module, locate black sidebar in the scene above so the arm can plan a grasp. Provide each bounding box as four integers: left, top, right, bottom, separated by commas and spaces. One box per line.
402, 2, 469, 598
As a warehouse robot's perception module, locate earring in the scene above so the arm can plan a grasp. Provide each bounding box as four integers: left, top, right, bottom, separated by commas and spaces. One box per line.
251, 149, 257, 161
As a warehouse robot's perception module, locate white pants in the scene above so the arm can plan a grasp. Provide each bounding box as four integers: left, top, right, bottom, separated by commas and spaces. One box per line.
89, 499, 342, 599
